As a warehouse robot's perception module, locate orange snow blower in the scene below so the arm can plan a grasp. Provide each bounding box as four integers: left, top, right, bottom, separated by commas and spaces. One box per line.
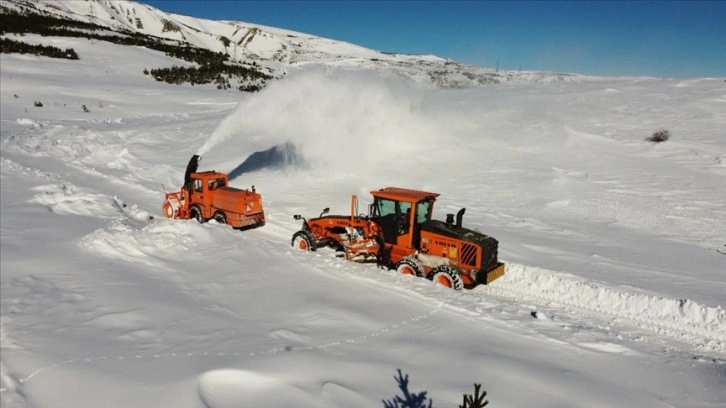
163, 155, 265, 229
291, 187, 504, 290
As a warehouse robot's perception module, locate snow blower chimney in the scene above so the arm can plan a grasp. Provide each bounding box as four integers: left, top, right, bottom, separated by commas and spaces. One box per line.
184, 155, 200, 187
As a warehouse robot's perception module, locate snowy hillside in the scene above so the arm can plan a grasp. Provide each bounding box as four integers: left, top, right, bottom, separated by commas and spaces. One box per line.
2, 4, 726, 408
0, 0, 580, 88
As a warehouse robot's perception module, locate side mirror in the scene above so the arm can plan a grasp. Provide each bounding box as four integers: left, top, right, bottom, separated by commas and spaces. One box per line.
293, 214, 302, 220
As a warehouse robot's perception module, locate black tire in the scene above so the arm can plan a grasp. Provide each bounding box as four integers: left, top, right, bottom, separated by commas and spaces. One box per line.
190, 206, 204, 223
395, 258, 424, 278
213, 211, 227, 224
430, 265, 463, 290
291, 230, 316, 251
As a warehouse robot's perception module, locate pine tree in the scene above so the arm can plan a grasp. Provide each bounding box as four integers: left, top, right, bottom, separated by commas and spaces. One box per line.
459, 384, 488, 408
382, 369, 433, 408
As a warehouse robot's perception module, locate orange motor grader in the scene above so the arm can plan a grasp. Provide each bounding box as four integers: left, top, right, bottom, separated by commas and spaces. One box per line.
291, 187, 505, 290
162, 155, 265, 229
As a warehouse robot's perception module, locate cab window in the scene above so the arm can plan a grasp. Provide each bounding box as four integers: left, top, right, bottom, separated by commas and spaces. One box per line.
193, 179, 203, 192
376, 198, 396, 217
399, 201, 412, 233
415, 200, 432, 225
207, 177, 226, 190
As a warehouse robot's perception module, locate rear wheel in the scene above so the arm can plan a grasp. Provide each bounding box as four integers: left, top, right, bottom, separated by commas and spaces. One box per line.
395, 258, 424, 278
430, 265, 463, 290
213, 211, 227, 224
190, 206, 204, 223
291, 231, 316, 251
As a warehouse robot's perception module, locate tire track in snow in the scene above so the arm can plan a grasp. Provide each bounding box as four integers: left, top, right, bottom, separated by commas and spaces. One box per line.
5, 159, 724, 395
239, 216, 726, 356
17, 162, 725, 360
0, 294, 447, 392
5, 195, 724, 394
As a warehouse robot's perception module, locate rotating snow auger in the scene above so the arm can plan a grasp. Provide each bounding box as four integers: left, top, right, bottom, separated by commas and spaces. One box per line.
291, 187, 505, 290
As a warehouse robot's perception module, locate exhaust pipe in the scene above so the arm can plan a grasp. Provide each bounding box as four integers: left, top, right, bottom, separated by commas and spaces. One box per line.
456, 208, 465, 229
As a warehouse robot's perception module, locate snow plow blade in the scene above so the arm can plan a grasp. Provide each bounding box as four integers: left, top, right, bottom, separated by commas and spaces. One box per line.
477, 262, 506, 285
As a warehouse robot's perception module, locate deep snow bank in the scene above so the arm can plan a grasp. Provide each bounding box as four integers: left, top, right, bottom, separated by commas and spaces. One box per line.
483, 263, 726, 353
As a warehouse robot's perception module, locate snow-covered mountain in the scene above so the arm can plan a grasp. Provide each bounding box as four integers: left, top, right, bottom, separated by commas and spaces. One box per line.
1, 0, 579, 88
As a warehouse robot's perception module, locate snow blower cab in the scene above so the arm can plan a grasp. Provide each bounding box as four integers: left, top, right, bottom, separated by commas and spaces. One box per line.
162, 155, 265, 229
291, 187, 504, 289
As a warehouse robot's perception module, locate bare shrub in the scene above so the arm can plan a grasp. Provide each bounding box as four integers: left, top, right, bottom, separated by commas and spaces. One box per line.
647, 128, 670, 143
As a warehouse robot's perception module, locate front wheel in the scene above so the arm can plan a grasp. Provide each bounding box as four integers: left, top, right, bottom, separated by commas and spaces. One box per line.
291, 230, 316, 251
430, 265, 463, 290
395, 258, 424, 278
190, 206, 205, 223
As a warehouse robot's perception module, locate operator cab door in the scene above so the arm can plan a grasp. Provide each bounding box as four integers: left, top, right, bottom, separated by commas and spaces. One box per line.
190, 177, 206, 215
372, 198, 414, 248
411, 199, 433, 249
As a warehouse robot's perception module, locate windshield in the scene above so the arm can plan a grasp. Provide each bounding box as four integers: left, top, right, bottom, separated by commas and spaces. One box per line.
208, 177, 226, 190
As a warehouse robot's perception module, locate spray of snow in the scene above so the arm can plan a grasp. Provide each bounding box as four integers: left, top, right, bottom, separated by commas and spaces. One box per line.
198, 67, 441, 170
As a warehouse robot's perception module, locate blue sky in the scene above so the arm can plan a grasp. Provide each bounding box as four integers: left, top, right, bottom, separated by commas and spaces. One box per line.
142, 1, 725, 78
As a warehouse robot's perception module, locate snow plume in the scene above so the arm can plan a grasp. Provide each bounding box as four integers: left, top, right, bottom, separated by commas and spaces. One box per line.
227, 141, 304, 180
198, 67, 440, 173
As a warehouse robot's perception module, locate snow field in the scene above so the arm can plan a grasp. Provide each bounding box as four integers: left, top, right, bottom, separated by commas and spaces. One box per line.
2, 36, 726, 407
